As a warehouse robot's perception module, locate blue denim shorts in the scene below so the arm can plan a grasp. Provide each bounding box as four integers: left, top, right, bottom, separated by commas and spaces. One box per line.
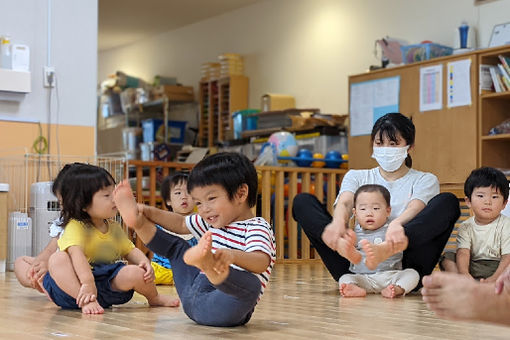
43, 262, 134, 309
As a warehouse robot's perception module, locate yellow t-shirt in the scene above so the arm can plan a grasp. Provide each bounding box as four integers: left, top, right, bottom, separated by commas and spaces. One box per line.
58, 219, 135, 264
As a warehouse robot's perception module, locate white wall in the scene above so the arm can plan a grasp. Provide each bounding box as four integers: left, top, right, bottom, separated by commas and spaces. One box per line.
98, 0, 510, 114
0, 0, 97, 126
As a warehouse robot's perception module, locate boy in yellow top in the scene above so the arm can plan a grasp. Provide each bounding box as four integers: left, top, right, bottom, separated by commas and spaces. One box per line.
42, 164, 179, 314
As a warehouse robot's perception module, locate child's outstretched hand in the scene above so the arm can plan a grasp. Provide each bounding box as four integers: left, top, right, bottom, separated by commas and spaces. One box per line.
213, 249, 234, 274
77, 283, 97, 308
139, 261, 155, 283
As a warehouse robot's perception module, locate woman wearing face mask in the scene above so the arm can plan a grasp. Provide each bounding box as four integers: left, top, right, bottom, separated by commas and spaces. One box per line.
292, 112, 460, 286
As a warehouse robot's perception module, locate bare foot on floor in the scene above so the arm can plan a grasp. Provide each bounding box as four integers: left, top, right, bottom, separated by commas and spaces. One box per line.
339, 283, 366, 297
422, 272, 510, 325
183, 231, 227, 285
82, 300, 104, 314
336, 229, 362, 264
113, 180, 140, 228
360, 239, 405, 270
381, 284, 405, 298
147, 294, 180, 307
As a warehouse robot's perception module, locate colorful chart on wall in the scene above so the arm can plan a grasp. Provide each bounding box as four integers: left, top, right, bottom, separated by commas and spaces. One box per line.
419, 64, 443, 112
349, 76, 400, 136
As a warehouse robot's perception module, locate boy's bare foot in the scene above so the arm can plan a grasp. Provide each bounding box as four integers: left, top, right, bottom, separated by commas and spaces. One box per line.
183, 231, 228, 285
113, 180, 140, 228
339, 283, 367, 297
336, 229, 362, 264
422, 272, 510, 325
381, 284, 405, 298
82, 300, 104, 314
360, 239, 407, 270
147, 294, 180, 307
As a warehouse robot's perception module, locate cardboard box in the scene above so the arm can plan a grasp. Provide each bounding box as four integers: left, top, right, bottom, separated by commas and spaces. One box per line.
154, 85, 194, 102
261, 93, 295, 111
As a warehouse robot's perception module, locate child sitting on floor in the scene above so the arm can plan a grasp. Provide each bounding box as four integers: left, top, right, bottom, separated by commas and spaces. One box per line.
337, 184, 419, 298
42, 163, 180, 314
441, 167, 510, 281
151, 172, 197, 285
114, 152, 276, 326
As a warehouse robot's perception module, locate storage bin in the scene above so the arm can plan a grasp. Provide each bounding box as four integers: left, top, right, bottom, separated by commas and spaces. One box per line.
142, 119, 187, 144
401, 43, 453, 64
232, 109, 260, 139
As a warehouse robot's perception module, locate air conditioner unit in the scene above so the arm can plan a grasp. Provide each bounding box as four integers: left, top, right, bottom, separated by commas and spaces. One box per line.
29, 182, 60, 256
7, 211, 32, 270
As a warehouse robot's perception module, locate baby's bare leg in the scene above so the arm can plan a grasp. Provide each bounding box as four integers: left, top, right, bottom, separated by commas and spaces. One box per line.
361, 239, 407, 270
111, 265, 179, 307
336, 229, 362, 264
381, 284, 405, 298
183, 231, 229, 285
339, 283, 367, 297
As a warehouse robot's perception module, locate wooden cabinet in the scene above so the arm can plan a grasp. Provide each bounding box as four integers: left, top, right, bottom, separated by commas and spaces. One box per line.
348, 45, 510, 186
198, 75, 248, 147
478, 46, 510, 170
349, 53, 478, 185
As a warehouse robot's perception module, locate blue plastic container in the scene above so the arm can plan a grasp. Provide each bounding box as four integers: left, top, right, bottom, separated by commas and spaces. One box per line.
401, 43, 453, 64
233, 109, 260, 139
142, 119, 187, 144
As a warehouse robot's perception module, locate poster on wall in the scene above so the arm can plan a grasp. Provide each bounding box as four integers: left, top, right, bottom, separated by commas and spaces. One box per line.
349, 76, 400, 137
419, 65, 443, 112
447, 59, 472, 108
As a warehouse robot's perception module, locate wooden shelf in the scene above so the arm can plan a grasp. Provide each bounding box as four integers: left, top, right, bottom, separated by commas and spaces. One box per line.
481, 133, 510, 140
480, 91, 510, 100
478, 46, 510, 170
0, 68, 31, 93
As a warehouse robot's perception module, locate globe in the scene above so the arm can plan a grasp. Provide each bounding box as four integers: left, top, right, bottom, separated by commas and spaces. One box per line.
268, 131, 298, 159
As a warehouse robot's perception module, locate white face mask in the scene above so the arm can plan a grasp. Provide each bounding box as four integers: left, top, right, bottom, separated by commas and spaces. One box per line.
371, 146, 409, 172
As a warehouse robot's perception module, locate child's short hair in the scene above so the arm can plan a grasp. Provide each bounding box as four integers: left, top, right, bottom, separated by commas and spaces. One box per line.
59, 163, 116, 226
160, 172, 189, 210
464, 167, 509, 201
188, 152, 258, 207
353, 184, 391, 207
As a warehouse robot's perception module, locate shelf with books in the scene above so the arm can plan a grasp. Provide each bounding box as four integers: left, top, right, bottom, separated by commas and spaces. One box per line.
479, 47, 510, 170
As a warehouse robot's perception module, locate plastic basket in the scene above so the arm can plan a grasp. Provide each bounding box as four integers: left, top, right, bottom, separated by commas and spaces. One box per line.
401, 43, 453, 64
142, 119, 187, 144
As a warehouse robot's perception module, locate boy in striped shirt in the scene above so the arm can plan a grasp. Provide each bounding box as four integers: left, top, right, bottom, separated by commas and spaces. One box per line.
114, 152, 276, 327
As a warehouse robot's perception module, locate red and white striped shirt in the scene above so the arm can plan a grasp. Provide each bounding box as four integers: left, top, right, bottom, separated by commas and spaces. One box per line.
185, 214, 276, 298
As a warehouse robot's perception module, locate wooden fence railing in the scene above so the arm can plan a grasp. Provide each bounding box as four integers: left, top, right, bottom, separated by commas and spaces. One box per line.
125, 160, 347, 262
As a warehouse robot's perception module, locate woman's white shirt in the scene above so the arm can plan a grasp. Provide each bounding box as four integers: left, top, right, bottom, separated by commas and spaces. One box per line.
337, 167, 439, 223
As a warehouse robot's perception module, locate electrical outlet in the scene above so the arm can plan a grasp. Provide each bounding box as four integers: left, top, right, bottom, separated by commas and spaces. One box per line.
43, 66, 55, 88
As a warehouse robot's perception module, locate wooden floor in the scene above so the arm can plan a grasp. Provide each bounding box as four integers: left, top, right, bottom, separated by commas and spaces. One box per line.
0, 262, 509, 339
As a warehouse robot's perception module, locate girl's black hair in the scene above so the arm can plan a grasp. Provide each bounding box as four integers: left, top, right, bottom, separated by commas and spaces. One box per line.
161, 172, 189, 210
59, 163, 116, 226
464, 167, 509, 201
51, 162, 86, 196
188, 152, 258, 207
371, 112, 415, 168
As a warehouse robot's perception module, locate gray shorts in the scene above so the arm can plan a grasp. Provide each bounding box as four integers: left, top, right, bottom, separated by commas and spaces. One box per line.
442, 251, 499, 279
